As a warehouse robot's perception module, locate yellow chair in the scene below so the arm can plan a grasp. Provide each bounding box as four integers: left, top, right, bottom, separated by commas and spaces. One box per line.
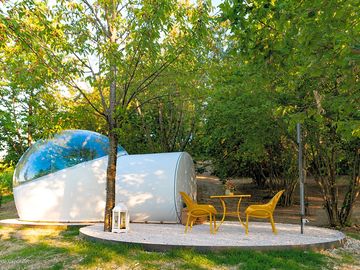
180, 192, 217, 234
245, 190, 285, 235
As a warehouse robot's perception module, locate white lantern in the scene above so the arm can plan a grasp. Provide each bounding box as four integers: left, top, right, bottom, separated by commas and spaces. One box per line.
112, 202, 130, 233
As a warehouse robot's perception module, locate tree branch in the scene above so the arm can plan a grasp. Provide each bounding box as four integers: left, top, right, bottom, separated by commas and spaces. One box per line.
127, 93, 174, 117
81, 0, 110, 38
126, 48, 184, 106
5, 24, 105, 117
121, 47, 143, 106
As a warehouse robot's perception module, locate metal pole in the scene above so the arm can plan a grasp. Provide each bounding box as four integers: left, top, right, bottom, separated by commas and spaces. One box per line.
297, 123, 305, 234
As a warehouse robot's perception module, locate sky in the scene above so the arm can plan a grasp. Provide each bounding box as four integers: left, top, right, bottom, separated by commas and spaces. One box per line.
212, 0, 223, 8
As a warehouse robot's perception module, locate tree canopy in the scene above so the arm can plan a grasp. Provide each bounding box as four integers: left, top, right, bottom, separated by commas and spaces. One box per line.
0, 0, 359, 227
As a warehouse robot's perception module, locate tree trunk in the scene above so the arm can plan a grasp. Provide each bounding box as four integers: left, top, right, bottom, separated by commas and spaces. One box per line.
104, 127, 118, 231
158, 102, 170, 151
315, 173, 340, 227
310, 141, 341, 227
103, 75, 117, 231
136, 100, 156, 151
180, 116, 196, 151
27, 91, 34, 147
103, 66, 117, 231
339, 149, 360, 226
103, 3, 118, 232
11, 94, 24, 154
281, 179, 297, 206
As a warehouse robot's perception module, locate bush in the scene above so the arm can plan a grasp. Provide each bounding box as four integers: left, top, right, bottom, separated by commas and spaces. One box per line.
0, 166, 14, 194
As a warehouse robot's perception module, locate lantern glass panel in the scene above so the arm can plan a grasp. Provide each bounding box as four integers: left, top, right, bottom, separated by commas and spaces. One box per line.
114, 212, 119, 228
120, 212, 126, 229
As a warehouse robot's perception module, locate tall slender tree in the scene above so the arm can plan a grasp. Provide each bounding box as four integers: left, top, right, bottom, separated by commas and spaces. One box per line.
1, 0, 210, 230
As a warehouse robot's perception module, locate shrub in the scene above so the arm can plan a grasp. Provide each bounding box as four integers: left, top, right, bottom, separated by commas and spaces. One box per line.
0, 166, 14, 194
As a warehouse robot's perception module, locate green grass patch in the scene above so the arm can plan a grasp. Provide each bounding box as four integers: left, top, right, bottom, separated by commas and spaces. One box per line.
59, 227, 81, 238
190, 249, 325, 270
0, 229, 325, 270
345, 231, 360, 240
338, 251, 357, 265
0, 226, 355, 270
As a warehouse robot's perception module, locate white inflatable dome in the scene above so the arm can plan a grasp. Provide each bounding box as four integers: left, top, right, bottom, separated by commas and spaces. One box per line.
13, 130, 196, 223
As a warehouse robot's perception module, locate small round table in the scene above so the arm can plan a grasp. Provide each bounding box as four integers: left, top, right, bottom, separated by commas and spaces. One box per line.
210, 194, 251, 231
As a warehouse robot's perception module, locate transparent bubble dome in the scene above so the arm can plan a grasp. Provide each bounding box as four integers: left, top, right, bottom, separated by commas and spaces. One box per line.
14, 130, 127, 186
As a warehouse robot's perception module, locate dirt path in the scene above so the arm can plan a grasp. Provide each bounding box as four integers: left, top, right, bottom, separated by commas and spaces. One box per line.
197, 175, 360, 228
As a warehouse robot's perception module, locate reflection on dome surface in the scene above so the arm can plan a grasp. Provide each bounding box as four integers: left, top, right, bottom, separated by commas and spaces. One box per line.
14, 130, 127, 186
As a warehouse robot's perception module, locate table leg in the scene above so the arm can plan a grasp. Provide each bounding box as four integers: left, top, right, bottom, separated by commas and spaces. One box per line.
236, 197, 246, 227
216, 198, 227, 231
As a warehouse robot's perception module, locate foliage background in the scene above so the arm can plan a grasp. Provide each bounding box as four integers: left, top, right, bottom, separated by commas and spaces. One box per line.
0, 0, 359, 227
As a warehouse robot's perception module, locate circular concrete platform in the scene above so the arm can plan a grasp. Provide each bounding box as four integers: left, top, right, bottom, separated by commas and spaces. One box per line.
80, 221, 345, 252
0, 219, 98, 229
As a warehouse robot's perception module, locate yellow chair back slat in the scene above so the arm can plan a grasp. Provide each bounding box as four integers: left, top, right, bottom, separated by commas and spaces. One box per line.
180, 191, 196, 208
268, 190, 285, 211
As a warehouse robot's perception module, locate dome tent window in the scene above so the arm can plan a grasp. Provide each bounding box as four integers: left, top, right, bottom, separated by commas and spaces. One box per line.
13, 129, 127, 186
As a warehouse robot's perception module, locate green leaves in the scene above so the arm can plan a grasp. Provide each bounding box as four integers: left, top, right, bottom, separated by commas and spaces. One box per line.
0, 0, 213, 164
191, 1, 355, 206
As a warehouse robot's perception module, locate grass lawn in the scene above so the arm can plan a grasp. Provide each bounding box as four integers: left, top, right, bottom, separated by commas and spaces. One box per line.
1, 169, 359, 269
0, 225, 359, 270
